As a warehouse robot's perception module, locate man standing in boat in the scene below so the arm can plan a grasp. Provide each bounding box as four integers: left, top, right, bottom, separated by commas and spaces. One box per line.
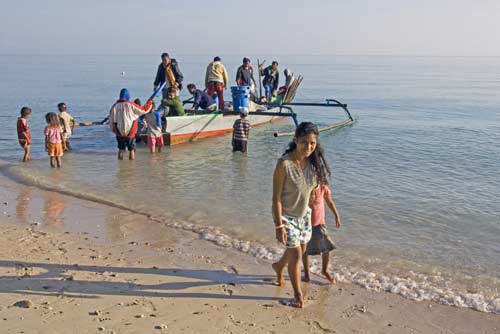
236, 57, 257, 94
259, 61, 280, 102
205, 56, 228, 111
154, 53, 184, 99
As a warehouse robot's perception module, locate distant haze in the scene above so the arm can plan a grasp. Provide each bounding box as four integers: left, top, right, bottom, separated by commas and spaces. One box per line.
1, 0, 499, 56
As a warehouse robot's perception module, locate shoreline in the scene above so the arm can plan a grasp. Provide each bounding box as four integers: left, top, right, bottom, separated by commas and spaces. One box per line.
2, 162, 499, 315
0, 176, 499, 333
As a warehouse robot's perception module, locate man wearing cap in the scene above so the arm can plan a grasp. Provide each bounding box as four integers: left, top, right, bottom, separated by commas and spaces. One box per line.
236, 57, 257, 93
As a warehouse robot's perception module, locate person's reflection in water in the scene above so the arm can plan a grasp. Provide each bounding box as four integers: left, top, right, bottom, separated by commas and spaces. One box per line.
15, 188, 32, 224
43, 192, 66, 228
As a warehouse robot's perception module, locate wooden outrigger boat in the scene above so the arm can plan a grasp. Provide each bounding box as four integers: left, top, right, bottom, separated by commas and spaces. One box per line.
159, 74, 354, 145
78, 76, 354, 145
162, 106, 285, 145
162, 99, 353, 145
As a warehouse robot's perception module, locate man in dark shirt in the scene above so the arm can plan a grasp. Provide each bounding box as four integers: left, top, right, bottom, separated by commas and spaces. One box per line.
236, 57, 257, 91
259, 61, 280, 102
187, 84, 217, 112
153, 52, 184, 99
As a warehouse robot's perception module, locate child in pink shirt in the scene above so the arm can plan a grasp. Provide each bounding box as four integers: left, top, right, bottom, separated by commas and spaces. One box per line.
44, 112, 63, 168
303, 181, 341, 283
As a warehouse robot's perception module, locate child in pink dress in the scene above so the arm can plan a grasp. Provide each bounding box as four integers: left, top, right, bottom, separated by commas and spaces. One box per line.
303, 181, 341, 283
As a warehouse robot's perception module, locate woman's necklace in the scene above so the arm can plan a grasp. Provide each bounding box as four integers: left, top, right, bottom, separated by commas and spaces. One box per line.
290, 152, 306, 171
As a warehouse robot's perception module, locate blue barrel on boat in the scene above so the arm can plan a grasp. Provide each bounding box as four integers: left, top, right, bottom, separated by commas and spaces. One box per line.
231, 86, 250, 112
212, 92, 219, 110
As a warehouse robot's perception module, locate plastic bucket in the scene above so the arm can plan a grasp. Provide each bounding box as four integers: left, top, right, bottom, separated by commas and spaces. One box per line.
231, 86, 250, 111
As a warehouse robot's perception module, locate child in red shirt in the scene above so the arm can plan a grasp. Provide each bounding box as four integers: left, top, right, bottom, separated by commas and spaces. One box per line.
303, 181, 341, 283
17, 106, 32, 162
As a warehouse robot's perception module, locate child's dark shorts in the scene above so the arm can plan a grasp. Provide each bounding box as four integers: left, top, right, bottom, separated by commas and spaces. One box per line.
116, 136, 136, 151
232, 139, 247, 153
306, 224, 336, 255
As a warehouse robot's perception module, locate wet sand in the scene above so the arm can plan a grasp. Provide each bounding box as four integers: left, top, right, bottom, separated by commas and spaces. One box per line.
0, 179, 499, 333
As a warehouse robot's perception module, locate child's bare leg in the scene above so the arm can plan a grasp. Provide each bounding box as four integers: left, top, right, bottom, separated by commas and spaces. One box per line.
56, 156, 62, 168
287, 246, 304, 308
150, 144, 155, 154
302, 253, 311, 282
129, 150, 135, 160
66, 140, 71, 151
158, 144, 162, 153
23, 146, 29, 162
118, 150, 124, 160
321, 252, 335, 283
50, 157, 55, 168
272, 251, 289, 287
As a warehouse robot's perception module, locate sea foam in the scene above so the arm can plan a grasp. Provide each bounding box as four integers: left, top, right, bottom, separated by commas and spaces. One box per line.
2, 162, 499, 314
162, 218, 500, 314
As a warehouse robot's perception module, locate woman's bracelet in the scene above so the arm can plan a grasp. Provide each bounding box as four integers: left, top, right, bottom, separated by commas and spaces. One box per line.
275, 224, 285, 230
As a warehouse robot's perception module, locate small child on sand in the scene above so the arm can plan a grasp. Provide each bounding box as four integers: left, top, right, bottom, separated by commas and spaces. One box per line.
17, 106, 32, 162
232, 108, 250, 152
44, 112, 64, 168
302, 180, 341, 283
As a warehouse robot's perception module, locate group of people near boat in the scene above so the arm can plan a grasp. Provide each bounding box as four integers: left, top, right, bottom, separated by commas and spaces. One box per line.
15, 53, 342, 309
152, 53, 286, 115
108, 52, 289, 159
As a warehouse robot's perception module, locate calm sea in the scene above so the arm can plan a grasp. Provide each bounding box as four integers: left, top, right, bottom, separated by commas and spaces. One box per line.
0, 55, 499, 312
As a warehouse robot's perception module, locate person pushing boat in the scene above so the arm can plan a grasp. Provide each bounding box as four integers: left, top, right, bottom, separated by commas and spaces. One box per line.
108, 88, 153, 160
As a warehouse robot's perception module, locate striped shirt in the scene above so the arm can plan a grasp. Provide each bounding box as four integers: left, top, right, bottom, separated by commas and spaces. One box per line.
233, 118, 250, 141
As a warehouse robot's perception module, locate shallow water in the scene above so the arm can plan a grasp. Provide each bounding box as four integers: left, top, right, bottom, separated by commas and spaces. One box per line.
1, 55, 499, 312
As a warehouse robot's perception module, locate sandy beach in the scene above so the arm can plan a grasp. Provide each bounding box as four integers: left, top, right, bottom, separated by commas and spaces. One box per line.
0, 178, 498, 334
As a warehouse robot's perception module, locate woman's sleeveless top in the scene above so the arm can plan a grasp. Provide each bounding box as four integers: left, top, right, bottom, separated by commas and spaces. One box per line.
278, 153, 317, 219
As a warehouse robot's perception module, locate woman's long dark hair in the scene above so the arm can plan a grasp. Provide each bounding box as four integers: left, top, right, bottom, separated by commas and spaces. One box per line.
284, 122, 331, 184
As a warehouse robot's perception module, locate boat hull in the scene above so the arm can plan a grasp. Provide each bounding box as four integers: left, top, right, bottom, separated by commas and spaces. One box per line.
162, 108, 284, 145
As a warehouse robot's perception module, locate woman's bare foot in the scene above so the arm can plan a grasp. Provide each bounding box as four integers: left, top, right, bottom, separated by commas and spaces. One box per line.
322, 270, 336, 284
290, 293, 304, 308
272, 262, 285, 287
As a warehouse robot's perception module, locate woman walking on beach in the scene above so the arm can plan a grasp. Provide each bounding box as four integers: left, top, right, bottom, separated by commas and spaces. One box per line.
271, 122, 330, 308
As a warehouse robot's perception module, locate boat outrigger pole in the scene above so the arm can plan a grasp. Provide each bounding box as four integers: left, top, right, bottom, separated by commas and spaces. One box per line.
273, 99, 354, 137
150, 82, 167, 100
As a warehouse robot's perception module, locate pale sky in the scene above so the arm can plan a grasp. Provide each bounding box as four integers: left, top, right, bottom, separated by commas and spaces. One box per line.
1, 0, 499, 56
